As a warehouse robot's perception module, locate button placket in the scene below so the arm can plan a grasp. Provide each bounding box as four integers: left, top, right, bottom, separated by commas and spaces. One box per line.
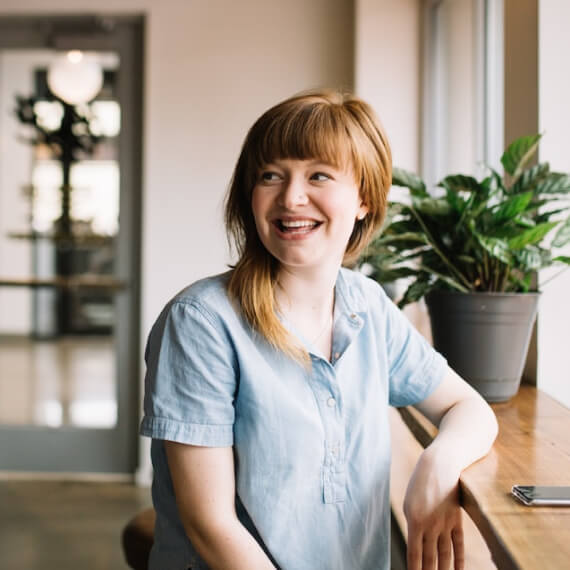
323, 437, 345, 503
307, 359, 346, 504
323, 377, 345, 503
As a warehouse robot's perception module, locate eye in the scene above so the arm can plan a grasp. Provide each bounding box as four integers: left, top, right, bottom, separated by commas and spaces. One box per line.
259, 170, 282, 183
310, 172, 331, 182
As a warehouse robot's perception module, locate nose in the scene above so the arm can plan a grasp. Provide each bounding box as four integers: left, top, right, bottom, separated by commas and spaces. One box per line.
278, 175, 309, 209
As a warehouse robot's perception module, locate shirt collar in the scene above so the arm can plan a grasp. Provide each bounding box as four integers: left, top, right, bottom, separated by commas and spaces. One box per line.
335, 268, 368, 318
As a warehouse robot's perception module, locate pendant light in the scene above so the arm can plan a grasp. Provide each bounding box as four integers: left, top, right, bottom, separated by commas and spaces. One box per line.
47, 50, 104, 105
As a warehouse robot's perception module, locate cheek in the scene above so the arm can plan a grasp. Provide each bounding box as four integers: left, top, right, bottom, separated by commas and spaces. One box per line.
251, 188, 273, 242
251, 188, 266, 223
324, 192, 363, 222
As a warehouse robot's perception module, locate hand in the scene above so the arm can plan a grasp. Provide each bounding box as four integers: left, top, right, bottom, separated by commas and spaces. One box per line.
403, 448, 465, 570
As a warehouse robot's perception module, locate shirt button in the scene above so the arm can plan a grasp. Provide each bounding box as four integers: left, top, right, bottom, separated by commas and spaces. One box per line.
327, 397, 336, 407
350, 313, 357, 320
334, 352, 340, 360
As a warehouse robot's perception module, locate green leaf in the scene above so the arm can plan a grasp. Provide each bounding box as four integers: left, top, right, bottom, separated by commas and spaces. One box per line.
535, 207, 570, 224
474, 234, 513, 264
418, 265, 470, 293
507, 221, 559, 249
514, 215, 536, 228
385, 202, 412, 217
488, 168, 506, 192
510, 162, 550, 194
370, 266, 419, 283
375, 232, 427, 245
398, 276, 433, 308
491, 191, 533, 223
508, 272, 534, 293
488, 224, 531, 240
384, 219, 421, 234
553, 256, 570, 265
501, 134, 541, 177
457, 254, 477, 265
522, 273, 533, 291
538, 172, 570, 195
514, 246, 551, 271
552, 217, 570, 248
444, 188, 466, 213
438, 174, 483, 194
412, 197, 452, 216
392, 167, 428, 197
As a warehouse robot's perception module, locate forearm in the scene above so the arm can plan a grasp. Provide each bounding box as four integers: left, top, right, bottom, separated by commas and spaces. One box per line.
403, 371, 498, 569
427, 394, 498, 476
185, 517, 276, 570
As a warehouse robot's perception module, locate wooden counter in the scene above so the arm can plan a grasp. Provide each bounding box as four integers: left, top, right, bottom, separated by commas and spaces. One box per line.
392, 386, 570, 569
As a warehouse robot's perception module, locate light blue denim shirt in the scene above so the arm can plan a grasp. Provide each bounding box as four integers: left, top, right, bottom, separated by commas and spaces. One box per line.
140, 268, 447, 570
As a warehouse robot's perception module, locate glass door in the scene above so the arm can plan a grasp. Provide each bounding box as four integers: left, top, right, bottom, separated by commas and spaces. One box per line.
0, 17, 142, 474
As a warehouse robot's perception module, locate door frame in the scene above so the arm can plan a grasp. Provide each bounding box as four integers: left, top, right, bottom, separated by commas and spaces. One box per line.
0, 15, 143, 474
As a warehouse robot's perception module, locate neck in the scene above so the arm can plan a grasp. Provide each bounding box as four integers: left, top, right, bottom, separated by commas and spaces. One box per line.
275, 264, 339, 319
275, 264, 339, 360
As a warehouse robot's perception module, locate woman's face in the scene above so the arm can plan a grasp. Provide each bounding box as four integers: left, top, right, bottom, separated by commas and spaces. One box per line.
251, 158, 368, 274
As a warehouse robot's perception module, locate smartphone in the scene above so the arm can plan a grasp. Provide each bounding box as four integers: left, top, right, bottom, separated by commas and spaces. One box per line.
511, 485, 570, 506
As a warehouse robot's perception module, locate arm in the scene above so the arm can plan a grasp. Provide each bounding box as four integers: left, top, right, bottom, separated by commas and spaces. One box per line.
403, 367, 498, 570
165, 441, 276, 570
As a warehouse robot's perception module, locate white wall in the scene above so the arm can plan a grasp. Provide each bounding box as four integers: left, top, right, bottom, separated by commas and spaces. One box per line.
538, 0, 570, 408
354, 0, 421, 173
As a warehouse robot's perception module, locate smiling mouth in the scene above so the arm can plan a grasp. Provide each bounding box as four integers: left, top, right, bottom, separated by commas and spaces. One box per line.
275, 219, 322, 234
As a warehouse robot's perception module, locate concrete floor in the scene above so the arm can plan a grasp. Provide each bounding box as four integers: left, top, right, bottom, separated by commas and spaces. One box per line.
0, 480, 152, 570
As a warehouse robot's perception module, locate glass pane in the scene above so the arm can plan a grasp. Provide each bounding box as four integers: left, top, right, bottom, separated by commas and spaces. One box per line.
426, 0, 483, 186
0, 48, 120, 429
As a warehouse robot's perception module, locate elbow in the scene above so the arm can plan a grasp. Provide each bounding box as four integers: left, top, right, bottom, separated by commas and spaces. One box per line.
489, 405, 499, 446
181, 514, 239, 562
477, 396, 499, 453
182, 516, 217, 550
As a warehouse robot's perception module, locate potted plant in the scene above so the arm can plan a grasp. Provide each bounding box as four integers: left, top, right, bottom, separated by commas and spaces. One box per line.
358, 134, 570, 401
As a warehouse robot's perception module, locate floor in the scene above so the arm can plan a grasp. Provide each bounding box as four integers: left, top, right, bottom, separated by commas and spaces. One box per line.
0, 333, 151, 569
0, 480, 152, 570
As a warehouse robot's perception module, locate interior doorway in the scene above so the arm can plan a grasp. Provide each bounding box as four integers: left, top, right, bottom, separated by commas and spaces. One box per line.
0, 15, 143, 474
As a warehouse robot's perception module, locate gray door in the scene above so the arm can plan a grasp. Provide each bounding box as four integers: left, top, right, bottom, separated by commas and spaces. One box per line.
0, 16, 143, 474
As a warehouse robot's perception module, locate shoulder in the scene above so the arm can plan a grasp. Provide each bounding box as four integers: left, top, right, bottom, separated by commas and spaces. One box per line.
172, 272, 231, 312
151, 271, 235, 337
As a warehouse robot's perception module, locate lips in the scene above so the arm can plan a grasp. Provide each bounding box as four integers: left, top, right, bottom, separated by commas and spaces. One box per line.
273, 218, 322, 235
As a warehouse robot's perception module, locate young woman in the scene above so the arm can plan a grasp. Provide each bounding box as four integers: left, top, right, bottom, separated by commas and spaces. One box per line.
140, 90, 498, 570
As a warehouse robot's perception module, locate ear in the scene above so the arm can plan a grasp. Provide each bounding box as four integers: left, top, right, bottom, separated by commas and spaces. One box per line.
356, 202, 369, 221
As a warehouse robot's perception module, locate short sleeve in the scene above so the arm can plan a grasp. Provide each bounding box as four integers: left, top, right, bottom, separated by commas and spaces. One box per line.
383, 296, 447, 408
139, 300, 237, 446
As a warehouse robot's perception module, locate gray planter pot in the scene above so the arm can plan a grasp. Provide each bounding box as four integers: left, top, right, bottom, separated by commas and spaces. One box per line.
425, 291, 540, 402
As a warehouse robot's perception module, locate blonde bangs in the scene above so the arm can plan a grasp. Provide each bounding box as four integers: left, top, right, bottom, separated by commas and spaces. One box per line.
251, 100, 356, 176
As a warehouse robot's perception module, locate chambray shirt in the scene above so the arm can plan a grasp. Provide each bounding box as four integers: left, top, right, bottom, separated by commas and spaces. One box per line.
140, 268, 447, 570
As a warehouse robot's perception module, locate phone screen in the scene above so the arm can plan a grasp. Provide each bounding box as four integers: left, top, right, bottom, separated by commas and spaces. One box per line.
512, 485, 570, 505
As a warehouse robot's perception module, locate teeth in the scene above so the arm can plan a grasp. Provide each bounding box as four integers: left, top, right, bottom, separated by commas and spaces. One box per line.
280, 220, 317, 228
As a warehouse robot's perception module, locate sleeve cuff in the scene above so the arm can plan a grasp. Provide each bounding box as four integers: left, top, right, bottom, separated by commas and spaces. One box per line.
139, 416, 234, 447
